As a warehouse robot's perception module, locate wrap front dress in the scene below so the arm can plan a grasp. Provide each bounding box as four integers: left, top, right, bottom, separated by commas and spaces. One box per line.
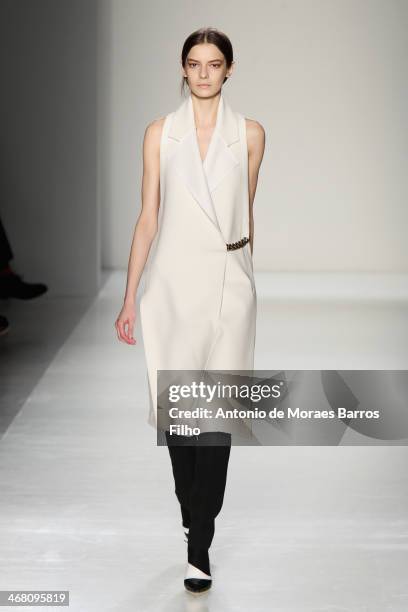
139, 92, 257, 434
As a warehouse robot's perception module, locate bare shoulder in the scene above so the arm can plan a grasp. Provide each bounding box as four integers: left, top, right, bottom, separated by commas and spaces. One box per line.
245, 118, 265, 147
143, 116, 166, 151
245, 118, 265, 166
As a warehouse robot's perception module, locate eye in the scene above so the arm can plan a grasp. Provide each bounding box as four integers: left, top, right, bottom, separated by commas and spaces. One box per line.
211, 64, 221, 68
188, 62, 198, 68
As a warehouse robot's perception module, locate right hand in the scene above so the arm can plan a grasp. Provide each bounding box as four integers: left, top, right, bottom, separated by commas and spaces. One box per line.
115, 302, 136, 345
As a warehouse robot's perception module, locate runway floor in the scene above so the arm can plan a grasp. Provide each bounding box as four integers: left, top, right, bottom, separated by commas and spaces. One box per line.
0, 271, 407, 611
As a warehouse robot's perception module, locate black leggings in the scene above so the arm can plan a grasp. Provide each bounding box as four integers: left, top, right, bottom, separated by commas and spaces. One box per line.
165, 430, 231, 575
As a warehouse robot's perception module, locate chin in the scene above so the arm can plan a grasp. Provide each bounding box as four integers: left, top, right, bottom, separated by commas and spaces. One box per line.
193, 87, 217, 97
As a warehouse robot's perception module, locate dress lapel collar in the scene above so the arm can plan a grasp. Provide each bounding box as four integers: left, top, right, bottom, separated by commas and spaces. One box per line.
167, 92, 240, 233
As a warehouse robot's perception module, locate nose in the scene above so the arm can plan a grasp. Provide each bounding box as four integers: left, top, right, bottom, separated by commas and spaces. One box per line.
199, 68, 209, 79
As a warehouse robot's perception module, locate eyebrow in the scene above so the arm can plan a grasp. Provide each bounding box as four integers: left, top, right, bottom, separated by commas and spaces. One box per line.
187, 58, 223, 63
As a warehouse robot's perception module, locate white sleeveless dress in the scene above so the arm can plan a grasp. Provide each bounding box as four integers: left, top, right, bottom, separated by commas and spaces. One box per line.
139, 92, 257, 432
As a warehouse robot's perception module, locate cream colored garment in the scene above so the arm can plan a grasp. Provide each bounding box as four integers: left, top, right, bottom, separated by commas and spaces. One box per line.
139, 92, 257, 432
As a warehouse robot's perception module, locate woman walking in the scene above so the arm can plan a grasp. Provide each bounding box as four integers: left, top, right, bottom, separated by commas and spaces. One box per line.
115, 27, 265, 594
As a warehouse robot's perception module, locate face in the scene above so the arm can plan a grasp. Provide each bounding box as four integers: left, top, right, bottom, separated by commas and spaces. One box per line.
182, 43, 233, 96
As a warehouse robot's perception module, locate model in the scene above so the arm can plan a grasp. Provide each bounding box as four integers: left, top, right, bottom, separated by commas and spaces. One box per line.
115, 27, 265, 594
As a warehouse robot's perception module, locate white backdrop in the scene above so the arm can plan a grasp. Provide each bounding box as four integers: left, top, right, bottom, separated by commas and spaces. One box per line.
99, 0, 408, 273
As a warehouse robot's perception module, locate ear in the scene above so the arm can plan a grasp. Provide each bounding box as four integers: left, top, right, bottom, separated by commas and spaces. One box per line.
226, 61, 235, 78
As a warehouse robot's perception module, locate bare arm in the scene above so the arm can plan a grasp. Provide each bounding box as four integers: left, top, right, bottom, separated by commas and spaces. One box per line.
115, 116, 165, 344
246, 119, 265, 256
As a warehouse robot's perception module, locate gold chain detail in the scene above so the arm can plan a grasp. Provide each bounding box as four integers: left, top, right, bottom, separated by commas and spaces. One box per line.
226, 236, 250, 251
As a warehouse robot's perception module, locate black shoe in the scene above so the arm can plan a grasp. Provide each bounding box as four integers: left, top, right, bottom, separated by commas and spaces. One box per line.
184, 576, 212, 594
0, 272, 47, 300
184, 556, 212, 594
0, 315, 9, 336
184, 563, 212, 594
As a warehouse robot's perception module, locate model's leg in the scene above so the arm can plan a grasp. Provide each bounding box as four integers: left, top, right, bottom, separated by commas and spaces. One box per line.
165, 430, 196, 530
187, 431, 232, 576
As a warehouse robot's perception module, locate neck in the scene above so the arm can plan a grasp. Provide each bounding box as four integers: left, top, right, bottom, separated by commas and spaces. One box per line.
191, 91, 221, 130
